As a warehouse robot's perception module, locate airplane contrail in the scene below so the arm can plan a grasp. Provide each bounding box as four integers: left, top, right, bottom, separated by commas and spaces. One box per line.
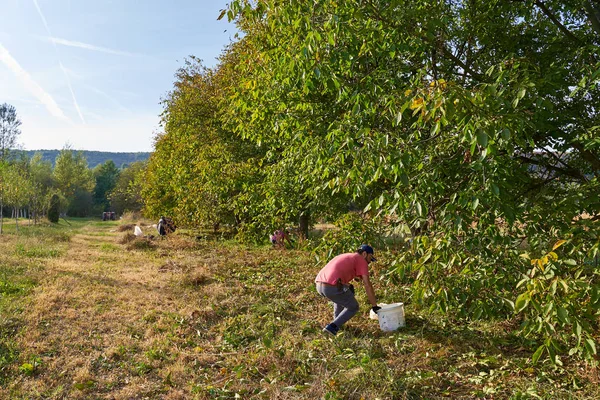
0, 43, 70, 122
84, 84, 132, 114
59, 62, 86, 124
45, 36, 139, 57
33, 0, 86, 124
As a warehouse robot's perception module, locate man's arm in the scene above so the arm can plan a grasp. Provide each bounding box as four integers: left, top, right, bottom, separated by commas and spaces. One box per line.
361, 274, 378, 306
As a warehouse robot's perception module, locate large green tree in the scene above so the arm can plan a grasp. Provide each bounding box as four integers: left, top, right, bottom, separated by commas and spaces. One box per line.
28, 153, 54, 223
224, 0, 600, 361
142, 52, 264, 231
109, 161, 145, 214
93, 160, 120, 212
2, 164, 32, 231
53, 147, 95, 216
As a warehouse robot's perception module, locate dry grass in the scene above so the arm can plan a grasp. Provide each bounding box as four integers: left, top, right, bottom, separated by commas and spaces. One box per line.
117, 232, 137, 243
0, 220, 599, 399
116, 223, 135, 232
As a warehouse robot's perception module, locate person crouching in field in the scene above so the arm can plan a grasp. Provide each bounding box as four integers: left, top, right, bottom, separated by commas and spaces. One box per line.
315, 244, 381, 336
270, 229, 291, 249
157, 216, 176, 237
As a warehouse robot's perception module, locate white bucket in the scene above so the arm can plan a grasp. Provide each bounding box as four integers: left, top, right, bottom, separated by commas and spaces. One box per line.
374, 303, 405, 331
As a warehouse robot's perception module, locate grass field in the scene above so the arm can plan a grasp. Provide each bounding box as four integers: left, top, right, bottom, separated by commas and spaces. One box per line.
0, 218, 599, 399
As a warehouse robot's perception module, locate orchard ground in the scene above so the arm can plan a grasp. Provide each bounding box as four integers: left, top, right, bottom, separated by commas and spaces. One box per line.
0, 218, 599, 399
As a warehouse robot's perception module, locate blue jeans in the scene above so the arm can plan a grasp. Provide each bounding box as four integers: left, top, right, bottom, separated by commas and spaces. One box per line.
316, 282, 360, 327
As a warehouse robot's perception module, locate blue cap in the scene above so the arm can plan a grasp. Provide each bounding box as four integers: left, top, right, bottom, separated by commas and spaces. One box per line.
358, 244, 376, 261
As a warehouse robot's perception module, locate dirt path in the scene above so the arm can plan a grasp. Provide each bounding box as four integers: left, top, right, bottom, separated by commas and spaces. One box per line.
4, 224, 209, 399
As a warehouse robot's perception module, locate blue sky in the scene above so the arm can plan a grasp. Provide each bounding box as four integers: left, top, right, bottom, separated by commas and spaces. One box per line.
0, 0, 236, 152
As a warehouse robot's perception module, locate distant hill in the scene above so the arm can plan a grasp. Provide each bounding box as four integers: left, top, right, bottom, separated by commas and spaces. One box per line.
19, 150, 152, 169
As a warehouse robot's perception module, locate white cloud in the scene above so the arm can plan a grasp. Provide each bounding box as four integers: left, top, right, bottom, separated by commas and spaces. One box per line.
0, 42, 70, 122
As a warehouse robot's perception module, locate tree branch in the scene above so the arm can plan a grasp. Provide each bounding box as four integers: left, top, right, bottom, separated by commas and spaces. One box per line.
571, 142, 600, 178
439, 45, 488, 82
584, 0, 600, 37
534, 0, 582, 43
517, 155, 587, 181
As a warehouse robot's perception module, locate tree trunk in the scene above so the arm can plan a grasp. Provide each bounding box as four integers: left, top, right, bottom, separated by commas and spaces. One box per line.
14, 207, 18, 232
0, 198, 3, 234
299, 211, 310, 240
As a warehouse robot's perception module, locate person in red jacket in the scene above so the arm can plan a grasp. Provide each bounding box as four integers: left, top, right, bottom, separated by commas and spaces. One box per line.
315, 244, 381, 336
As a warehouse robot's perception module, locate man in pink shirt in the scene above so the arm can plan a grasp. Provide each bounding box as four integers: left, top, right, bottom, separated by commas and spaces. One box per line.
315, 244, 381, 335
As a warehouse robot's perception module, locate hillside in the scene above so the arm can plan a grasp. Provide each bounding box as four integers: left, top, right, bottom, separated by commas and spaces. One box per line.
19, 150, 151, 169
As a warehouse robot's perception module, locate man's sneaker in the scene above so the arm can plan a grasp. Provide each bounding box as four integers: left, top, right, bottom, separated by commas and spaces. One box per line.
323, 323, 339, 336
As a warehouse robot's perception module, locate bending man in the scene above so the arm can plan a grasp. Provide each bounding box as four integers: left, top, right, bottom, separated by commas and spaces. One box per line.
315, 244, 381, 336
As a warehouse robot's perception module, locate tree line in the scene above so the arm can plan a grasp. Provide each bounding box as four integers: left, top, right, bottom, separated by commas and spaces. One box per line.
0, 103, 145, 232
142, 0, 600, 363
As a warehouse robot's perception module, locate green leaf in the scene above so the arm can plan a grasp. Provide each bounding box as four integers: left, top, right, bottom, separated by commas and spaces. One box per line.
400, 173, 409, 186
532, 344, 545, 364
476, 130, 488, 148
470, 140, 477, 155
574, 321, 582, 340
515, 292, 530, 313
416, 201, 423, 217
472, 197, 479, 211
585, 338, 597, 356
557, 306, 569, 324
491, 183, 499, 196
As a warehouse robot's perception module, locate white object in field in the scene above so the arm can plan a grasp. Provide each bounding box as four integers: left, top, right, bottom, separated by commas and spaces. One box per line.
371, 303, 405, 331
134, 226, 143, 237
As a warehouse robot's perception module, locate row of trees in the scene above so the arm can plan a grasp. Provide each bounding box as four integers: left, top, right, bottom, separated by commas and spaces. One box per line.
0, 103, 145, 230
143, 0, 600, 362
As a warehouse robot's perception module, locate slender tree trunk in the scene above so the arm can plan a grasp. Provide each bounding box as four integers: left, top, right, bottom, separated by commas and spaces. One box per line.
0, 198, 3, 234
14, 207, 18, 232
299, 211, 310, 240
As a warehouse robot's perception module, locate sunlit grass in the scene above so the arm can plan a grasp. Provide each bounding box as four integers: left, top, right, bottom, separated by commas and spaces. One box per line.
0, 220, 598, 398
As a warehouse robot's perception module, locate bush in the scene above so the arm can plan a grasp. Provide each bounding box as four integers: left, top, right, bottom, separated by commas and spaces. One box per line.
117, 233, 136, 244
48, 194, 60, 223
313, 213, 380, 261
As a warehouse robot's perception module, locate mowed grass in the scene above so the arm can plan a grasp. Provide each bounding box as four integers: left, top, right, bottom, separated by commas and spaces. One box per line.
0, 219, 599, 399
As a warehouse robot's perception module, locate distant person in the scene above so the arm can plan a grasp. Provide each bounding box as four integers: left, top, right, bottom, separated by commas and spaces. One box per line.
315, 244, 381, 336
157, 216, 176, 237
157, 216, 167, 236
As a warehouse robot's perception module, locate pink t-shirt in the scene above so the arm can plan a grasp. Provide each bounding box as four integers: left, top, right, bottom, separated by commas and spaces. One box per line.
315, 253, 369, 285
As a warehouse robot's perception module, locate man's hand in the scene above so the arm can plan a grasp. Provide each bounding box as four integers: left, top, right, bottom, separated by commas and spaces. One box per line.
371, 305, 382, 314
